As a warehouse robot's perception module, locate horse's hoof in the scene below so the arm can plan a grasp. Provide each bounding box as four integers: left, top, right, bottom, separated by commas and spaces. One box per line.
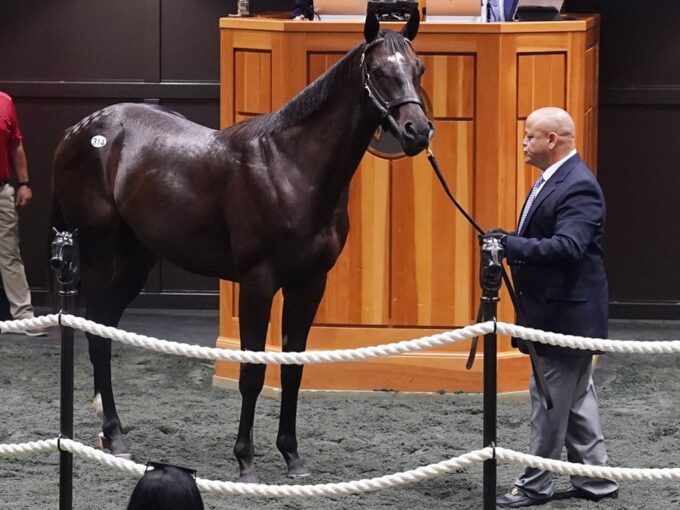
92, 393, 103, 419
98, 432, 131, 458
237, 472, 259, 484
286, 461, 310, 479
287, 470, 311, 479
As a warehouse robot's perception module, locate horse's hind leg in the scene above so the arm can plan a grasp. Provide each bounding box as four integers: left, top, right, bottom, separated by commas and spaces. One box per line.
278, 274, 327, 478
82, 232, 157, 457
233, 269, 277, 483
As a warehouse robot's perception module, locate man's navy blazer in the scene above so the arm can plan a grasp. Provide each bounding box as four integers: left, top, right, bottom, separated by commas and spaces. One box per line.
505, 153, 607, 356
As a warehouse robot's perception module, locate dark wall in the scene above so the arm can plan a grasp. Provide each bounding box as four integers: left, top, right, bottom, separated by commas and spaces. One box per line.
1, 1, 678, 316
0, 0, 294, 309
565, 0, 680, 318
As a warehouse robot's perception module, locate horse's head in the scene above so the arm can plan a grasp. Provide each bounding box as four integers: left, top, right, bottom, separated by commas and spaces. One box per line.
362, 9, 434, 156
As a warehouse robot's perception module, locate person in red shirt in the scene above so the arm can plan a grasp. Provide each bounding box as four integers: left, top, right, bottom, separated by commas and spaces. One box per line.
0, 91, 46, 336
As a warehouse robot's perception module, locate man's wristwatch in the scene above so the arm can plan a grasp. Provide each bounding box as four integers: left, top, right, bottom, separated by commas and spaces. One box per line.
17, 181, 30, 188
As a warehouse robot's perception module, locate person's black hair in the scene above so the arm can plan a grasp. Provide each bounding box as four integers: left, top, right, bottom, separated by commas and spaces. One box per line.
127, 463, 204, 510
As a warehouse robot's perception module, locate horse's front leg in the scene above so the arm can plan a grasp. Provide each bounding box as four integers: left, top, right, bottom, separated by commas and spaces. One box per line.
234, 271, 277, 483
278, 274, 327, 478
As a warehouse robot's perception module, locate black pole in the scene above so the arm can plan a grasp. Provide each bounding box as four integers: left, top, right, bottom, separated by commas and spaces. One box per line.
51, 230, 80, 510
482, 301, 498, 510
59, 291, 76, 510
478, 234, 503, 510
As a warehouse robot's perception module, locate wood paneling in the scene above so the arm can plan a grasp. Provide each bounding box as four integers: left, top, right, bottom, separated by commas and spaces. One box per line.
235, 50, 272, 115
308, 53, 343, 82
584, 46, 597, 111
391, 121, 475, 327
582, 44, 598, 170
421, 54, 475, 119
517, 53, 566, 117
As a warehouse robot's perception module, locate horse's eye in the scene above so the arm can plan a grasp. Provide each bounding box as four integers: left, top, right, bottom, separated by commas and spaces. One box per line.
371, 68, 386, 79
417, 63, 426, 76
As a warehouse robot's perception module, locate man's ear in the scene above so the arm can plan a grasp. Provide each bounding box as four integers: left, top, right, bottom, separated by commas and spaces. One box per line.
401, 8, 420, 41
364, 12, 380, 42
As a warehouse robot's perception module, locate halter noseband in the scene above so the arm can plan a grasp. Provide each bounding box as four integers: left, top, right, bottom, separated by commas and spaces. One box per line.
360, 40, 425, 136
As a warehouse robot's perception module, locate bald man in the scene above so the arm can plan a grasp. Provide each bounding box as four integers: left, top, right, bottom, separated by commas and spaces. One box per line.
495, 108, 619, 507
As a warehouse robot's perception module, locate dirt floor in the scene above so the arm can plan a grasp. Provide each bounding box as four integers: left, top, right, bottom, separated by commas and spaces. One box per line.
0, 311, 678, 509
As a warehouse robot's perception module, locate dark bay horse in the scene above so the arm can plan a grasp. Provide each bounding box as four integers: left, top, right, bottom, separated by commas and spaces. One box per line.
51, 11, 432, 482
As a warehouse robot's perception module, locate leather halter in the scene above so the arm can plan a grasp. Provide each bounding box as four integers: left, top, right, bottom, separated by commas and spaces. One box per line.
360, 42, 425, 137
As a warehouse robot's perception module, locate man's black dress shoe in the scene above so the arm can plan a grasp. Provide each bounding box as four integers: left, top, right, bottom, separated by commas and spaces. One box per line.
496, 487, 550, 508
553, 486, 619, 502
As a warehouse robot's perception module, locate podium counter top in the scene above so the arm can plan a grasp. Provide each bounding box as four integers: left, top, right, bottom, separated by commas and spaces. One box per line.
219, 15, 598, 33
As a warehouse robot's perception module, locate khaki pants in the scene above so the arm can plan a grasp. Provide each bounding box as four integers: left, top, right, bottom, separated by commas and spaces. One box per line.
0, 183, 34, 320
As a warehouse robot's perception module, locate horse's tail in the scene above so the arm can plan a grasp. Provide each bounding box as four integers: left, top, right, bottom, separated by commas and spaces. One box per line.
47, 135, 80, 309
50, 193, 66, 233
47, 159, 64, 310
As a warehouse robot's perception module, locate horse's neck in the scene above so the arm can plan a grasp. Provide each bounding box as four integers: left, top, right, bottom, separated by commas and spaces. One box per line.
303, 95, 378, 177
282, 49, 380, 202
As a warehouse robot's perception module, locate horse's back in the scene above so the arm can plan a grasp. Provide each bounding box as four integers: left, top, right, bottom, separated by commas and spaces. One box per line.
53, 103, 236, 277
54, 102, 218, 216
54, 103, 189, 182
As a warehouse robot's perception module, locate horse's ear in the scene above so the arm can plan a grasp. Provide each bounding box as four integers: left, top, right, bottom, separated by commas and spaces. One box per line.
401, 8, 420, 41
364, 12, 380, 43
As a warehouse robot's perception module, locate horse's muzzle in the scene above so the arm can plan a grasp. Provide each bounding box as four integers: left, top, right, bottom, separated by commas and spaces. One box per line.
401, 120, 434, 156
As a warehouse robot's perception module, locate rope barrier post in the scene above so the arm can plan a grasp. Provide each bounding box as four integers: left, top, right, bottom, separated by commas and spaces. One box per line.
478, 234, 504, 510
51, 230, 80, 510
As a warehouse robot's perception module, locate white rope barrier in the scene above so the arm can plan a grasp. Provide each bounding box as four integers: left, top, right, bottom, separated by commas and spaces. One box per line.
0, 439, 58, 457
2, 438, 679, 497
0, 314, 494, 364
2, 315, 680, 365
494, 448, 680, 482
195, 448, 493, 497
0, 314, 60, 334
495, 323, 680, 355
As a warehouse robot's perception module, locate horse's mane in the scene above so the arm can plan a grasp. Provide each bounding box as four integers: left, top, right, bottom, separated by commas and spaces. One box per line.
379, 28, 413, 54
272, 45, 363, 130
238, 29, 410, 136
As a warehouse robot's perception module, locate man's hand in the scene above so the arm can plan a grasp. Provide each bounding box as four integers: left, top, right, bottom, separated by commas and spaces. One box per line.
15, 185, 32, 207
484, 227, 510, 246
486, 227, 511, 236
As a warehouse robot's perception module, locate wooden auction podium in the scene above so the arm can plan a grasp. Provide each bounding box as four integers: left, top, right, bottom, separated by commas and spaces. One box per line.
214, 15, 600, 393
